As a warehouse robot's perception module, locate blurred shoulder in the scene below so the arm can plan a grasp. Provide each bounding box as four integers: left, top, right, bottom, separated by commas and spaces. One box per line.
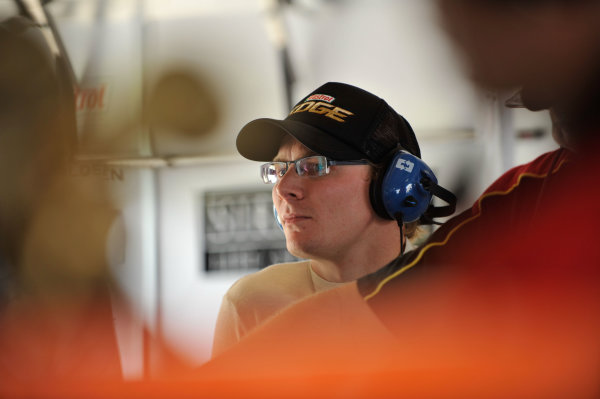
481, 148, 568, 196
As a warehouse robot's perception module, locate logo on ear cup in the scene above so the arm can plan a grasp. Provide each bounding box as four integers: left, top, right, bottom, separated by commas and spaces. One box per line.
396, 158, 414, 173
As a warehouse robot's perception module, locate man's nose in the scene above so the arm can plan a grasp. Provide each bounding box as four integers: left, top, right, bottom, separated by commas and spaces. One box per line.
274, 165, 304, 200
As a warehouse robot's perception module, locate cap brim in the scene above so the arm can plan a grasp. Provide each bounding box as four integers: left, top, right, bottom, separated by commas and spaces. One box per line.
236, 118, 366, 162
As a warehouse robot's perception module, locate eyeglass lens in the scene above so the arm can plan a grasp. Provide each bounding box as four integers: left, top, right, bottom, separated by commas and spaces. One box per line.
260, 156, 367, 184
261, 156, 329, 183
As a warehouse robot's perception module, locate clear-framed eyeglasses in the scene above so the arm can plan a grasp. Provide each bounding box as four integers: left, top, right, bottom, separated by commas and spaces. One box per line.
260, 155, 370, 184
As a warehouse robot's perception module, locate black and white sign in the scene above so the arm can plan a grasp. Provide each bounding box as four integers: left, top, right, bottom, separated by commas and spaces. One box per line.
203, 189, 298, 272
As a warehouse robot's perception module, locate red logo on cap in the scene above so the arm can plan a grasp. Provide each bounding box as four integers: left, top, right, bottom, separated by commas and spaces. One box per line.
306, 94, 335, 103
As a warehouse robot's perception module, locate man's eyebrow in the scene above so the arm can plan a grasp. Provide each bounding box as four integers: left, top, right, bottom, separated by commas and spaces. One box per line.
272, 150, 318, 163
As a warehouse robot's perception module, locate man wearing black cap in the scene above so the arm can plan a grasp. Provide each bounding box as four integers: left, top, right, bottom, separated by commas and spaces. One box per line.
212, 82, 426, 357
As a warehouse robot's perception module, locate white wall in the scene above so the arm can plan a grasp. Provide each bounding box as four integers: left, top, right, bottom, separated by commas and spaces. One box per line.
108, 168, 158, 379
156, 157, 266, 364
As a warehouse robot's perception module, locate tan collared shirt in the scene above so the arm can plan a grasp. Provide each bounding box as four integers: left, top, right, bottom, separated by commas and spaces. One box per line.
211, 260, 343, 358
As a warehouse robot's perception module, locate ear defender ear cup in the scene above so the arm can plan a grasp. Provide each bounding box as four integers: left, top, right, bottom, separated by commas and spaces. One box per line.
369, 150, 437, 223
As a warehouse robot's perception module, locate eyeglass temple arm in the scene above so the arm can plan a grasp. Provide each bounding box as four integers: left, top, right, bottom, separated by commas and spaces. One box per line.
328, 160, 370, 166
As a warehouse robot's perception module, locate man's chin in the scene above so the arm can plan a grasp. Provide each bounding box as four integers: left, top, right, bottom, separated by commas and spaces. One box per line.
285, 241, 316, 261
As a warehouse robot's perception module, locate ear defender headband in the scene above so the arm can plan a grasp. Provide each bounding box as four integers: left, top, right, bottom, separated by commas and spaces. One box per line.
369, 148, 457, 225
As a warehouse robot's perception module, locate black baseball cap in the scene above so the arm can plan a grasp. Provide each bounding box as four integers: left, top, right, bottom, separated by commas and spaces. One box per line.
236, 82, 420, 163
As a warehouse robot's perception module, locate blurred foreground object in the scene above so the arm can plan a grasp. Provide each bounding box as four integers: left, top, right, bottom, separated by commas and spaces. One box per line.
437, 0, 600, 131
0, 15, 123, 386
144, 68, 220, 139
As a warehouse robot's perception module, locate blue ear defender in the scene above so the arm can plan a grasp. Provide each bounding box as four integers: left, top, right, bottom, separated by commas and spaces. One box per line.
370, 149, 456, 224
381, 151, 437, 223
